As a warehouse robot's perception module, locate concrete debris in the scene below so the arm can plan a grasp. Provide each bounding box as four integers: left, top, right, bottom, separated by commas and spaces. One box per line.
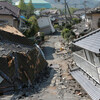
0, 32, 91, 100
0, 29, 48, 95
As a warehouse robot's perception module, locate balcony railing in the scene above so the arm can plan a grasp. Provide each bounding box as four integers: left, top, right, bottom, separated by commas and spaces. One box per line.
73, 53, 100, 84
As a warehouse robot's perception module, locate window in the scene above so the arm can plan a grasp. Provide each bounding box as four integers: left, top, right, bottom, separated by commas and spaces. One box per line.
98, 18, 100, 27
89, 51, 95, 65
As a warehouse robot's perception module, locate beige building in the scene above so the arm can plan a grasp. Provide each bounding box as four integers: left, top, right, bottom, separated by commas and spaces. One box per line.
86, 7, 100, 30
0, 15, 19, 28
0, 1, 20, 29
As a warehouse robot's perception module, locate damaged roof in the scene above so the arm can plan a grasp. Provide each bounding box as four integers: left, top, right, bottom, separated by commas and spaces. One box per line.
0, 1, 20, 18
0, 41, 33, 57
86, 7, 100, 14
0, 30, 34, 57
0, 25, 24, 37
41, 9, 59, 15
73, 29, 100, 54
0, 25, 34, 57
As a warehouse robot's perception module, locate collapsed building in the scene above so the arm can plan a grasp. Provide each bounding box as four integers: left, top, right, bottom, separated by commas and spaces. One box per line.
0, 25, 48, 95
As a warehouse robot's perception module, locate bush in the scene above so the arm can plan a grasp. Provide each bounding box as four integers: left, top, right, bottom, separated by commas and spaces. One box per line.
61, 28, 70, 38
61, 28, 75, 42
66, 24, 72, 29
72, 18, 80, 24
54, 24, 59, 29
59, 25, 63, 30
24, 16, 39, 37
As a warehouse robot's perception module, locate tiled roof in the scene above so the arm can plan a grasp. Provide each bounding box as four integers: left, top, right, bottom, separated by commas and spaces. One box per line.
73, 29, 100, 54
86, 7, 100, 14
0, 25, 24, 37
0, 1, 20, 18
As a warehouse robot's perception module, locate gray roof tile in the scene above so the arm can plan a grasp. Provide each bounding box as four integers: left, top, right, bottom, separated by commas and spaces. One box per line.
73, 29, 100, 54
0, 1, 20, 18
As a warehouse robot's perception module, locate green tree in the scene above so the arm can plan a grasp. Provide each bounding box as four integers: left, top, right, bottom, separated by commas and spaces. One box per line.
18, 0, 26, 11
69, 8, 77, 14
72, 18, 80, 24
61, 28, 75, 42
24, 16, 39, 37
26, 0, 34, 18
40, 8, 46, 11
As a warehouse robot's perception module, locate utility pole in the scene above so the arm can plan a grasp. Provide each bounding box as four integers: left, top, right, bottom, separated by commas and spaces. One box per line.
57, 0, 72, 26
66, 2, 72, 23
83, 0, 87, 19
56, 0, 67, 26
64, 0, 72, 26
64, 0, 67, 27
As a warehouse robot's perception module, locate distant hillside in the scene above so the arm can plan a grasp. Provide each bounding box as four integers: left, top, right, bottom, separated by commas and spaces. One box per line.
45, 0, 100, 9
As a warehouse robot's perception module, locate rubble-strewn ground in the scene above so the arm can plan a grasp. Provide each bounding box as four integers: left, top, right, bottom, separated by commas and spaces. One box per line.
1, 32, 91, 100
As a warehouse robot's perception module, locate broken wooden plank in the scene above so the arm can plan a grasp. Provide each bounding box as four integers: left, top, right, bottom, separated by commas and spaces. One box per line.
0, 70, 12, 83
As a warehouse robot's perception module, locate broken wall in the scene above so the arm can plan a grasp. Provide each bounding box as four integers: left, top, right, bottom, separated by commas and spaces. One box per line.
0, 28, 48, 95
0, 46, 47, 94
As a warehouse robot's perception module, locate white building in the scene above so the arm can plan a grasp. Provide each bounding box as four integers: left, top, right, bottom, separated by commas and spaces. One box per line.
86, 7, 100, 30
37, 16, 55, 34
71, 29, 100, 100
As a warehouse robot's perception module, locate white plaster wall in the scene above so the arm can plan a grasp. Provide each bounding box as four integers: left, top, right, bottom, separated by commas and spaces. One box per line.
92, 14, 100, 29
38, 17, 55, 33
38, 17, 50, 28
0, 15, 13, 26
86, 15, 92, 28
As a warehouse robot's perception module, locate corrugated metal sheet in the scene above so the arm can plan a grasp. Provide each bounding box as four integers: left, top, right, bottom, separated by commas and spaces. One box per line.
73, 29, 100, 54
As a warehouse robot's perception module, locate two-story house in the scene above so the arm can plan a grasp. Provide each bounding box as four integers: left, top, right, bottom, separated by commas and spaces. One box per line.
0, 1, 20, 29
71, 29, 100, 100
86, 7, 100, 30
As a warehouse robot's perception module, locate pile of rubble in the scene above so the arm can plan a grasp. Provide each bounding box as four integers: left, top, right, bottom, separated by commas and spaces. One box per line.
0, 29, 48, 95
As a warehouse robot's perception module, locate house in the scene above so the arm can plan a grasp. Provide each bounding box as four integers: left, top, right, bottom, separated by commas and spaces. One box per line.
74, 9, 85, 16
0, 24, 47, 95
37, 16, 55, 34
73, 9, 85, 18
0, 1, 20, 29
41, 9, 60, 16
0, 24, 25, 37
40, 9, 61, 25
71, 29, 100, 100
15, 0, 51, 9
86, 7, 100, 30
74, 8, 90, 20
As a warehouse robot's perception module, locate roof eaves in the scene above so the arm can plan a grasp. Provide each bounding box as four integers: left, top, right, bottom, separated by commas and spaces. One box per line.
72, 29, 100, 54
73, 28, 100, 43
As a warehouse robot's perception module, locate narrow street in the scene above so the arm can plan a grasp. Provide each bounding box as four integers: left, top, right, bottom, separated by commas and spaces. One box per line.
29, 32, 91, 100
1, 32, 90, 100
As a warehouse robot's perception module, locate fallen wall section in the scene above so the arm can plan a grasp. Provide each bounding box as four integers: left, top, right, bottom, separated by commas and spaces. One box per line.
0, 46, 47, 94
